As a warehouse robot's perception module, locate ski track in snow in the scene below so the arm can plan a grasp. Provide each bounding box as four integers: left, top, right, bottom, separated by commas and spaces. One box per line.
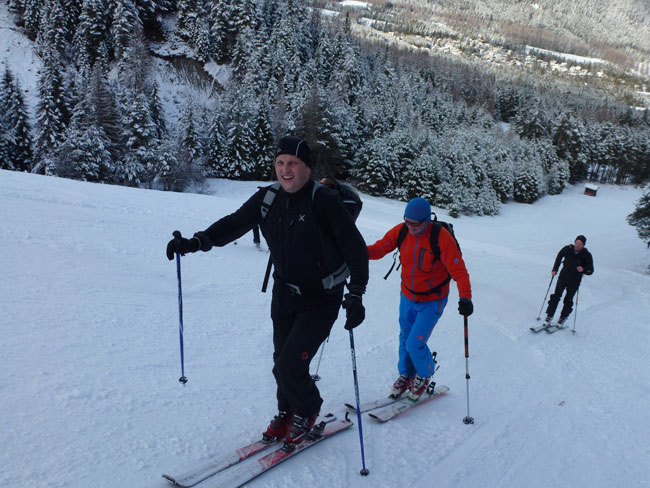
1, 170, 650, 488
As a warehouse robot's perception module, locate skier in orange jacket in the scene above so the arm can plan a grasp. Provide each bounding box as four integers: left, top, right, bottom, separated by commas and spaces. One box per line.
368, 197, 473, 401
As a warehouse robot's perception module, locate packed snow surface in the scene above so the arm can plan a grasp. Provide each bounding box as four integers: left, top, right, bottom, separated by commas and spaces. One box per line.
1, 170, 649, 488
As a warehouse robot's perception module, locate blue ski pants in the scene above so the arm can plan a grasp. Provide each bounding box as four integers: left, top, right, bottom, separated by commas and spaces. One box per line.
398, 294, 447, 378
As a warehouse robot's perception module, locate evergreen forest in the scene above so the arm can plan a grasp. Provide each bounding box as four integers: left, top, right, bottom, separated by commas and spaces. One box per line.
1, 0, 649, 216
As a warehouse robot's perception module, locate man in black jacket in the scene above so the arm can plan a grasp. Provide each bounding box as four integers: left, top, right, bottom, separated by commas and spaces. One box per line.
166, 136, 369, 447
545, 235, 594, 325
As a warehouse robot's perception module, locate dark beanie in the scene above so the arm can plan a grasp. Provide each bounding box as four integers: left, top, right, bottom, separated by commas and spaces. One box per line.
576, 235, 587, 245
276, 136, 312, 167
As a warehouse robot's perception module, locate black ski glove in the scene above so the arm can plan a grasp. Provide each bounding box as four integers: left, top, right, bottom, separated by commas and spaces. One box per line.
342, 293, 365, 330
166, 231, 201, 260
458, 297, 473, 317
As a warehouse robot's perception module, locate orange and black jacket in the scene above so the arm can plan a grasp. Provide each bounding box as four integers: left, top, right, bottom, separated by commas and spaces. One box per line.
368, 222, 471, 302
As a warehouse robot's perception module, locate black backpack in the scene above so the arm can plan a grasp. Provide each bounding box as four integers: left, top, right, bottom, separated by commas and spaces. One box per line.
384, 212, 461, 296
260, 179, 363, 292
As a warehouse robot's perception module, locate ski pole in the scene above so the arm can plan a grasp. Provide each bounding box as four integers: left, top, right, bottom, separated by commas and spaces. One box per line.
462, 316, 474, 425
173, 231, 188, 385
311, 336, 329, 382
348, 329, 369, 476
571, 288, 580, 335
536, 274, 555, 320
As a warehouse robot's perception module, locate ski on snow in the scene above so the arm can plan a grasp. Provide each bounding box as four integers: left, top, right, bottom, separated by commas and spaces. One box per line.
162, 413, 338, 487
344, 395, 400, 414
360, 384, 450, 423
530, 323, 550, 333
193, 417, 353, 488
530, 323, 568, 334
545, 323, 569, 334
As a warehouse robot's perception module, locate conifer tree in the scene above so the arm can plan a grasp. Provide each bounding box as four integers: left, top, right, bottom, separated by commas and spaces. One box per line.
1, 65, 33, 171
513, 155, 545, 204
148, 81, 166, 139
112, 0, 141, 60
37, 0, 69, 57
627, 189, 650, 244
118, 92, 157, 185
52, 125, 112, 181
35, 49, 69, 170
223, 93, 256, 179
73, 0, 110, 66
205, 105, 227, 177
209, 0, 232, 63
249, 99, 275, 180
71, 65, 123, 160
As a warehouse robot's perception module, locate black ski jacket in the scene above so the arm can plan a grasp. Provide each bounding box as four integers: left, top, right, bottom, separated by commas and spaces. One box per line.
553, 244, 594, 284
194, 180, 369, 295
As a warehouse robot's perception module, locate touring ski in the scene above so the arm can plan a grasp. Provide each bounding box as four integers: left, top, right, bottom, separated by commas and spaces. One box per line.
368, 385, 450, 423
196, 417, 353, 488
530, 323, 551, 333
163, 414, 337, 487
545, 323, 569, 334
344, 396, 401, 414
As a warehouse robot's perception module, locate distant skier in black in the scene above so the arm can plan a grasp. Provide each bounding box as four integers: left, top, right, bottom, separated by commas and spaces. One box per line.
252, 224, 261, 249
545, 235, 594, 325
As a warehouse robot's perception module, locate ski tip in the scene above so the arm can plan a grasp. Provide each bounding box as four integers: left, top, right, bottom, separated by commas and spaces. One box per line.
435, 385, 450, 393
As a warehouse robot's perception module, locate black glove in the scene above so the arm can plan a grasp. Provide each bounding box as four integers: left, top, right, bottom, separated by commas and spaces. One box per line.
342, 293, 365, 330
458, 297, 473, 317
166, 231, 201, 260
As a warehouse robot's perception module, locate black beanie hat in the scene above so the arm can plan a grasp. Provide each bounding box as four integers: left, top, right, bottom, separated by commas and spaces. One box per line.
576, 235, 587, 245
276, 136, 312, 167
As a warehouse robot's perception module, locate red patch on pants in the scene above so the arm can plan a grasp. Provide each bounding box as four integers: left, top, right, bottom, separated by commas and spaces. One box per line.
301, 352, 309, 360
417, 335, 423, 341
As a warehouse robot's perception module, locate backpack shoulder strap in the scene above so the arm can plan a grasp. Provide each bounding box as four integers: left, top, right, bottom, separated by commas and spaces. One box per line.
396, 223, 409, 249
383, 224, 409, 280
430, 221, 442, 261
260, 182, 282, 221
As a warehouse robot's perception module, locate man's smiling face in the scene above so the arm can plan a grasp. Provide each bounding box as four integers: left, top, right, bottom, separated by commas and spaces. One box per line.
275, 154, 311, 193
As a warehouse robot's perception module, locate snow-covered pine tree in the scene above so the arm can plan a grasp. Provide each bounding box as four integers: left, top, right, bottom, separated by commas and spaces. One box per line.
148, 81, 166, 139
514, 106, 549, 141
51, 125, 112, 181
112, 0, 141, 60
223, 93, 256, 179
353, 136, 399, 196
36, 0, 69, 57
73, 0, 110, 67
154, 140, 185, 191
0, 65, 33, 172
513, 153, 545, 204
249, 98, 275, 180
34, 49, 69, 171
118, 91, 158, 185
72, 64, 123, 161
208, 0, 230, 63
626, 189, 650, 245
204, 104, 227, 177
178, 99, 202, 163
22, 0, 45, 41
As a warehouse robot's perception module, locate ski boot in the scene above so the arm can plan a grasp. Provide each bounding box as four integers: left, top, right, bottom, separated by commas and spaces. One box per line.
262, 411, 291, 443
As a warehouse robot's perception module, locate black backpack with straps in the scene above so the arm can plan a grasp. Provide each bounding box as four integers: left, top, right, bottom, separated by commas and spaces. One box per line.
260, 179, 363, 292
383, 212, 461, 297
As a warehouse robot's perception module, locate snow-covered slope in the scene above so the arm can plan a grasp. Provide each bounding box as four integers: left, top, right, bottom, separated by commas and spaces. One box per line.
1, 170, 649, 488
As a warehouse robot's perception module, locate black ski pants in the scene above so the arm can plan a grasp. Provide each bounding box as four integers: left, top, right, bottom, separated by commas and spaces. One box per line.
546, 274, 580, 320
270, 282, 343, 417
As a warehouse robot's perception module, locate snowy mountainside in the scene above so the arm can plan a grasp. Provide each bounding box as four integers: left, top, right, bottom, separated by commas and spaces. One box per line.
1, 170, 649, 488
